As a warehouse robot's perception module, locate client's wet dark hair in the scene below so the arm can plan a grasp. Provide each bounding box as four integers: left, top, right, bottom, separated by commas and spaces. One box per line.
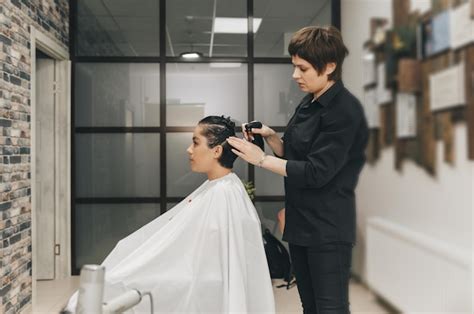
198, 115, 237, 169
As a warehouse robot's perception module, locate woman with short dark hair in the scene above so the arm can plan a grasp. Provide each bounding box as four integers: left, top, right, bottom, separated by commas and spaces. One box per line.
228, 26, 369, 314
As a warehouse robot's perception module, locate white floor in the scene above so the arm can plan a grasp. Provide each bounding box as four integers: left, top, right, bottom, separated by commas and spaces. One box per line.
28, 277, 80, 314
27, 277, 393, 313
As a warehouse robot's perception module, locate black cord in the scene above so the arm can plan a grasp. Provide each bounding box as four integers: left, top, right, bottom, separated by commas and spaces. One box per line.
142, 292, 154, 314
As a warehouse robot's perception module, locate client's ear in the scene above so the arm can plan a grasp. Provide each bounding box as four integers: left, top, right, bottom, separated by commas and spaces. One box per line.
214, 145, 223, 159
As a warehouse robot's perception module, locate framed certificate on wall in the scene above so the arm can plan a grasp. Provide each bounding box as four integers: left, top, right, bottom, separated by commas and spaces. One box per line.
396, 93, 417, 138
429, 63, 466, 111
364, 88, 380, 128
421, 10, 451, 57
450, 2, 474, 49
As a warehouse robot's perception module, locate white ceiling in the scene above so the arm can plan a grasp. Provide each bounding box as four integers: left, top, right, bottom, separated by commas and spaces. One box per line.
77, 0, 332, 57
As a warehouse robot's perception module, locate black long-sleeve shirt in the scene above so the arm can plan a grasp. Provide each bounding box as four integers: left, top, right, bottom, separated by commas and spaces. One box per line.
282, 80, 369, 246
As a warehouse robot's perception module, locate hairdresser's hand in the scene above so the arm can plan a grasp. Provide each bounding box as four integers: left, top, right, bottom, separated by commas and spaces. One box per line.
241, 123, 276, 141
227, 136, 265, 166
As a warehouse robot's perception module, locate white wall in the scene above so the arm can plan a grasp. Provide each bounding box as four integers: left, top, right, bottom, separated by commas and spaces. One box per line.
341, 0, 473, 290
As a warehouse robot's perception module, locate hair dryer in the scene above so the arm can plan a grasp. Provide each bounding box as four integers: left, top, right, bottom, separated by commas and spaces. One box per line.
245, 121, 265, 151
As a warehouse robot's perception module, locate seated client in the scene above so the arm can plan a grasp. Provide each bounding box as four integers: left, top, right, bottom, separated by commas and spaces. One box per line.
65, 115, 275, 313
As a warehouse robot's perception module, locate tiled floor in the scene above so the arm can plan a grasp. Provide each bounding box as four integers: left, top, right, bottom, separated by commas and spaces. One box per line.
28, 277, 392, 313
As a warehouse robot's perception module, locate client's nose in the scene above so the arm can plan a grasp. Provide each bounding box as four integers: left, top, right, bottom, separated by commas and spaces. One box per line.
292, 68, 300, 79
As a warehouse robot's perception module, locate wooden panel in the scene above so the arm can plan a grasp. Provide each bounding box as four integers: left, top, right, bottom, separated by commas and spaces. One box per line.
451, 106, 466, 122
405, 139, 422, 165
431, 0, 452, 14
420, 59, 440, 175
388, 102, 396, 146
374, 129, 381, 161
393, 0, 410, 27
398, 59, 421, 93
384, 31, 398, 87
466, 45, 474, 159
366, 130, 380, 164
412, 94, 424, 167
440, 112, 455, 164
452, 0, 466, 6
393, 95, 403, 170
434, 112, 444, 140
379, 103, 395, 148
379, 105, 386, 148
395, 139, 404, 170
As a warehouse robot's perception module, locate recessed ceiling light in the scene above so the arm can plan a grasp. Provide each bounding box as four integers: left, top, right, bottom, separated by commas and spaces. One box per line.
214, 18, 262, 34
180, 52, 203, 59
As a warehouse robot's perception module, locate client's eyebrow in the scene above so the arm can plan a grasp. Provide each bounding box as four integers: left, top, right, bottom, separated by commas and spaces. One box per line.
192, 136, 199, 142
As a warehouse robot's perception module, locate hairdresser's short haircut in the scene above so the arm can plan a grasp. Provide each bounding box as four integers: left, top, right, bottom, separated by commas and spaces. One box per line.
198, 116, 237, 169
288, 26, 349, 81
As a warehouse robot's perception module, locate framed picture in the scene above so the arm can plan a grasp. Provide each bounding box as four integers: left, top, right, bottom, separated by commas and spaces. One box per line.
364, 88, 380, 129
410, 0, 431, 14
421, 10, 450, 57
396, 93, 417, 138
429, 62, 466, 112
449, 2, 474, 50
363, 49, 376, 86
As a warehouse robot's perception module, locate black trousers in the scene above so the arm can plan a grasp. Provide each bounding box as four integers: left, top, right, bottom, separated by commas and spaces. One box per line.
289, 242, 352, 314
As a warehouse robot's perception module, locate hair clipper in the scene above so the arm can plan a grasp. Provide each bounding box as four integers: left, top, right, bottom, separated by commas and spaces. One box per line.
245, 121, 264, 151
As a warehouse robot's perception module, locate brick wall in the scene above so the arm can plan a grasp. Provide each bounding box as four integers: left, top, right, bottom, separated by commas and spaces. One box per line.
0, 0, 68, 313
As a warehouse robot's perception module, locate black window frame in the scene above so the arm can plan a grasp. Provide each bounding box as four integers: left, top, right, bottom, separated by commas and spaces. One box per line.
70, 0, 341, 275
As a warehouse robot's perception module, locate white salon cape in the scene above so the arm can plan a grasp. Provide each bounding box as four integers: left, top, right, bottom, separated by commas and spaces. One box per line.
66, 172, 275, 313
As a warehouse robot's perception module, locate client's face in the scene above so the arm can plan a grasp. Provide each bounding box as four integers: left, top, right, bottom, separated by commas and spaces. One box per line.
186, 125, 219, 173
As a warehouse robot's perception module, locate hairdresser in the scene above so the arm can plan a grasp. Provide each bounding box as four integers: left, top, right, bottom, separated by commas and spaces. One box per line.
227, 26, 369, 314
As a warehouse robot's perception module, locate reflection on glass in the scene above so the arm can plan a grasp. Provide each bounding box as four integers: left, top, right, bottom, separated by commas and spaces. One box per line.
254, 0, 332, 57
75, 63, 160, 127
166, 0, 247, 57
255, 132, 285, 196
75, 204, 160, 267
76, 134, 160, 197
77, 0, 159, 56
254, 202, 286, 242
167, 133, 248, 197
254, 64, 305, 126
166, 63, 247, 126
